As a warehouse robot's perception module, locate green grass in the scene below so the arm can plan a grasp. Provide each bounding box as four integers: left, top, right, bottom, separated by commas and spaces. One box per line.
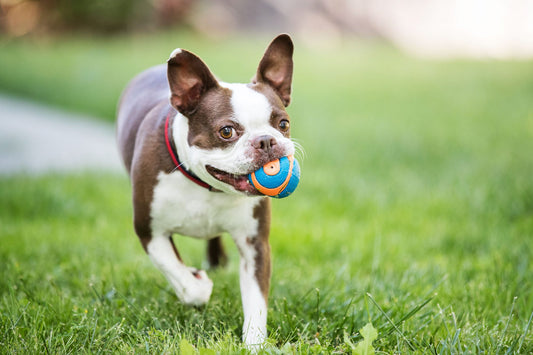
1, 31, 533, 353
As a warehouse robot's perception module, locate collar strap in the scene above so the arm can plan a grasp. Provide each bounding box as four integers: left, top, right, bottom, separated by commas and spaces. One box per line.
164, 112, 215, 191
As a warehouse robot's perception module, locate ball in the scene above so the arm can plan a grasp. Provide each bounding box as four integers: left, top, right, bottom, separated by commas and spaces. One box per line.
248, 155, 300, 198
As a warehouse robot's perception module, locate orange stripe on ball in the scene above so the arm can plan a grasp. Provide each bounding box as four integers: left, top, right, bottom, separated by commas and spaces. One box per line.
251, 173, 283, 196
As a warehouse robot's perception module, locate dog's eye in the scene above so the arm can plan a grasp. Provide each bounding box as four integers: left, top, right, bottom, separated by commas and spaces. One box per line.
219, 126, 235, 139
279, 120, 290, 132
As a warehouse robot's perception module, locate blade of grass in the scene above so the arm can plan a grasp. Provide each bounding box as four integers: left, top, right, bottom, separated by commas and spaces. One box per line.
366, 292, 416, 351
496, 296, 517, 354
516, 310, 533, 354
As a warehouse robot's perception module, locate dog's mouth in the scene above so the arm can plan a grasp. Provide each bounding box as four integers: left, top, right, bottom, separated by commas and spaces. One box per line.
206, 165, 260, 195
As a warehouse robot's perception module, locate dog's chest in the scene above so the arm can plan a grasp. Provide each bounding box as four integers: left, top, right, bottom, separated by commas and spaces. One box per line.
150, 172, 261, 239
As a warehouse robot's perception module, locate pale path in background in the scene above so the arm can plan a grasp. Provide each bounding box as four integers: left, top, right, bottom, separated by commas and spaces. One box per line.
0, 95, 122, 174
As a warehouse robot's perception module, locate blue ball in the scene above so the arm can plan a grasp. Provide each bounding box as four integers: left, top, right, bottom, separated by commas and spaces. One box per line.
248, 155, 300, 198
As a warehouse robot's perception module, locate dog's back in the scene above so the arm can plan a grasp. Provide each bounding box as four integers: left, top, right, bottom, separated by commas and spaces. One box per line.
116, 65, 169, 173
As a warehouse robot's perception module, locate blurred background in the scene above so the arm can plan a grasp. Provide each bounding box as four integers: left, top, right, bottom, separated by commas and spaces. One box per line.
0, 0, 533, 58
1, 0, 532, 175
1, 0, 533, 58
1, 1, 533, 352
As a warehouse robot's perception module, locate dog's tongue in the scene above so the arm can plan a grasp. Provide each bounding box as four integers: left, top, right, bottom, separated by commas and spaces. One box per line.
234, 176, 257, 194
230, 175, 258, 194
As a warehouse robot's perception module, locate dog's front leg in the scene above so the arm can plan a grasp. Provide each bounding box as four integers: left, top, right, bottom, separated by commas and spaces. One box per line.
234, 199, 271, 348
236, 235, 271, 348
146, 235, 213, 306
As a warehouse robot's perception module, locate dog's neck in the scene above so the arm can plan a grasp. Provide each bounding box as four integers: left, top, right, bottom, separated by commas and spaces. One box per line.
172, 111, 234, 193
165, 112, 215, 191
172, 112, 202, 180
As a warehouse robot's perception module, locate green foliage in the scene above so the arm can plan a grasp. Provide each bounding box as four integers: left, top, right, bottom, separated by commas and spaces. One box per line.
0, 31, 261, 120
53, 0, 150, 32
180, 338, 197, 355
345, 323, 378, 355
354, 323, 378, 355
1, 32, 533, 353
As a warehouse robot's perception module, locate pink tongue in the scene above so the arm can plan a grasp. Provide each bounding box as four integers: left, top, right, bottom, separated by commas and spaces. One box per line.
235, 177, 252, 191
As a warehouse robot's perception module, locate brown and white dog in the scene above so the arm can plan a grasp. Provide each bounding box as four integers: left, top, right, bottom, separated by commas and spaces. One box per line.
116, 34, 296, 347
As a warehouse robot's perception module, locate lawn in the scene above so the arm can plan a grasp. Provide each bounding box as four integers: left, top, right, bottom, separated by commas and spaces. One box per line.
1, 31, 532, 353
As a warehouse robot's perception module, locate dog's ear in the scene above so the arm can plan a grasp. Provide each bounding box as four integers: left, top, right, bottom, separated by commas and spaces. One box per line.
167, 49, 219, 115
252, 34, 294, 107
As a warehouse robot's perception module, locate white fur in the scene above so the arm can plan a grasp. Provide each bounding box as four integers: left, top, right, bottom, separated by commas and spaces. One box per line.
147, 235, 213, 306
234, 234, 268, 347
241, 272, 268, 348
150, 171, 261, 239
222, 82, 272, 131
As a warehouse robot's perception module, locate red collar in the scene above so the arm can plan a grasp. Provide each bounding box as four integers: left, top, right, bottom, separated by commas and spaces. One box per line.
164, 113, 215, 191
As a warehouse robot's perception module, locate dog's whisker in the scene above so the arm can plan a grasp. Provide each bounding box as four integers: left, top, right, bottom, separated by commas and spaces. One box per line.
292, 141, 306, 162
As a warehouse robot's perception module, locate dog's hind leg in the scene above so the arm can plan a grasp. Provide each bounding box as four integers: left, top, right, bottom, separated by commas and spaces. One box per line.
206, 236, 228, 269
146, 235, 213, 306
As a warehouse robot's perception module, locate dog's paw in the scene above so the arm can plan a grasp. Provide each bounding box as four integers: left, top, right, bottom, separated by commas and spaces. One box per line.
243, 328, 267, 353
177, 268, 213, 306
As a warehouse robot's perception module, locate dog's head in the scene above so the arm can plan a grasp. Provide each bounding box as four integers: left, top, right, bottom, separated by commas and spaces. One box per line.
167, 34, 296, 195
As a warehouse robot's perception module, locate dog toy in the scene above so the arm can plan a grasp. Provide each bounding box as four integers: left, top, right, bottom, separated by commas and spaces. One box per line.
249, 155, 300, 198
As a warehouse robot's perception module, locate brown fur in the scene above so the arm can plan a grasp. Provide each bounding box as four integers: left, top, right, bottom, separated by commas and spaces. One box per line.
117, 66, 175, 250
252, 198, 272, 300
207, 236, 228, 268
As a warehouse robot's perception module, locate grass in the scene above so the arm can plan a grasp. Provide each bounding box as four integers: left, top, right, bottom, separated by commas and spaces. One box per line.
1, 30, 533, 353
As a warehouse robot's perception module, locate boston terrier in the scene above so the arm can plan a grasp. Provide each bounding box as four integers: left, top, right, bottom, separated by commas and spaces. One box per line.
116, 34, 296, 347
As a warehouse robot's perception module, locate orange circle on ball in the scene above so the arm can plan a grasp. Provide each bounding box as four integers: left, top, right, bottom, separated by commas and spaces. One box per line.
264, 160, 281, 176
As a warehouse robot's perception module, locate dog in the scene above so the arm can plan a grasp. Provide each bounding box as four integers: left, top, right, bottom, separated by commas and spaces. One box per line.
116, 34, 296, 347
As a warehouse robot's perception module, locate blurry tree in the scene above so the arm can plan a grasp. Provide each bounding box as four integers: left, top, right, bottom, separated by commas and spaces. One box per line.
0, 0, 194, 35
51, 0, 148, 32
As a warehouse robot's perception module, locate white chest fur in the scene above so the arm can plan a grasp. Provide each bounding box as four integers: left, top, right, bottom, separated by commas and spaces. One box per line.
150, 171, 262, 239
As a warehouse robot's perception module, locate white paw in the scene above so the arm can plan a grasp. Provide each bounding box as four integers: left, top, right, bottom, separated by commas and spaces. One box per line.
177, 268, 213, 306
243, 326, 267, 351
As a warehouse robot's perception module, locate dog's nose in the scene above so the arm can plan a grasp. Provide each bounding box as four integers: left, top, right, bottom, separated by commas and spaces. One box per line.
252, 135, 277, 153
